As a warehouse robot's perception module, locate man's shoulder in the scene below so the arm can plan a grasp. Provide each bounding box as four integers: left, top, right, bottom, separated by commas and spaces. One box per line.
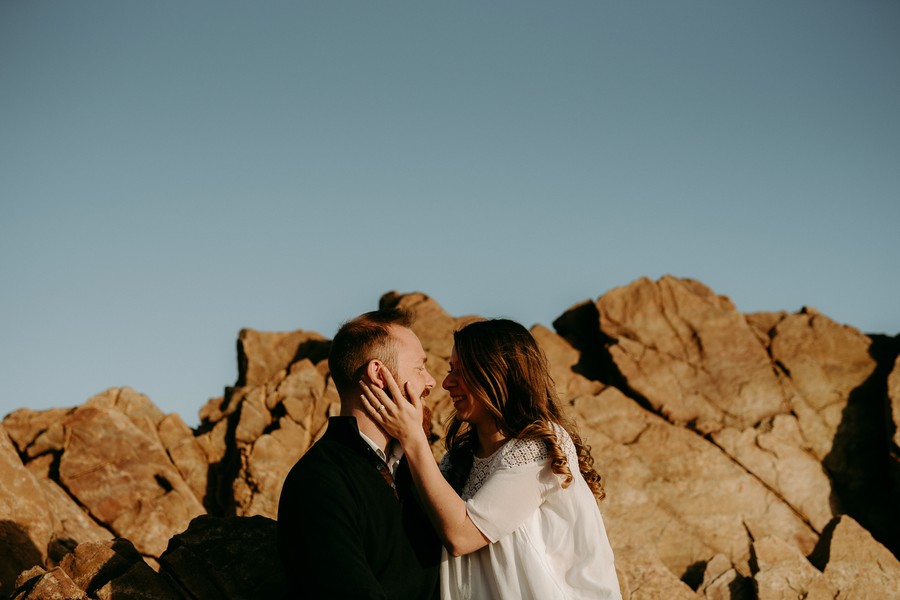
287, 435, 357, 475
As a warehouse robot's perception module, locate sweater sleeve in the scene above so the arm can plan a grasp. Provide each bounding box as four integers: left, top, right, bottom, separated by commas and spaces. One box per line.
278, 456, 387, 600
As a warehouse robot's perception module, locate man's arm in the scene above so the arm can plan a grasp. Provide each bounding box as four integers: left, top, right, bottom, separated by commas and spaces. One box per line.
278, 460, 386, 600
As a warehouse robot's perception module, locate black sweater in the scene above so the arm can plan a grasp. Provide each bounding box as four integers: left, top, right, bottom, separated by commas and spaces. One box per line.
277, 417, 440, 599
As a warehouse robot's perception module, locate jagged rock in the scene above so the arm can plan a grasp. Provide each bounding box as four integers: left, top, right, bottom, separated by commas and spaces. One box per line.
595, 276, 787, 433
767, 309, 878, 460
612, 543, 700, 599
570, 386, 817, 579
10, 567, 87, 600
750, 535, 823, 599
236, 328, 330, 388
158, 515, 286, 599
890, 354, 900, 450
532, 324, 605, 400
809, 515, 900, 599
56, 538, 181, 599
770, 311, 899, 552
10, 538, 181, 600
24, 454, 113, 564
220, 358, 339, 517
0, 426, 53, 598
58, 406, 204, 557
3, 408, 73, 461
750, 515, 900, 599
157, 413, 209, 505
5, 277, 899, 600
712, 415, 835, 532
699, 554, 753, 600
83, 388, 168, 440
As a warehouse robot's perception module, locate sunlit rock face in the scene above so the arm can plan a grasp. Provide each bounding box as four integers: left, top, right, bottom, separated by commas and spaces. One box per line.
2, 276, 898, 599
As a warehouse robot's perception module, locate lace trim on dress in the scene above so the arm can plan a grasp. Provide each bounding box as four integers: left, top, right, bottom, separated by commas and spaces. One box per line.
446, 424, 577, 500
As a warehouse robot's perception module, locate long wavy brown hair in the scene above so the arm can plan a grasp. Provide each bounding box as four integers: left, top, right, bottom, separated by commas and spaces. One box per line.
443, 319, 605, 500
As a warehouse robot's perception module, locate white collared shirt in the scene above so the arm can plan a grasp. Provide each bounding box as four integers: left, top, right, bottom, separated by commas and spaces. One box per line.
358, 431, 404, 475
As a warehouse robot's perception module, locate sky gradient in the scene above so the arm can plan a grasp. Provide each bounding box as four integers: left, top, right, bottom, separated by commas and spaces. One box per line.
2, 1, 898, 425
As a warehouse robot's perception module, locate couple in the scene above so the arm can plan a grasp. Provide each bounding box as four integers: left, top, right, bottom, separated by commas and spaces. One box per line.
277, 308, 621, 599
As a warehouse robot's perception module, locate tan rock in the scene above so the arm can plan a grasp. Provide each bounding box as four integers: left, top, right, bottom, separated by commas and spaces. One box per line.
809, 515, 900, 599
231, 360, 340, 517
771, 312, 899, 549
769, 310, 877, 456
751, 535, 822, 599
5, 282, 898, 599
612, 543, 700, 599
0, 426, 53, 598
237, 328, 329, 388
712, 415, 835, 531
10, 567, 86, 600
2, 407, 72, 459
84, 388, 166, 441
58, 538, 180, 599
699, 553, 753, 600
58, 406, 205, 557
532, 323, 604, 401
157, 412, 209, 505
597, 276, 787, 433
890, 354, 900, 450
24, 454, 112, 564
571, 387, 817, 579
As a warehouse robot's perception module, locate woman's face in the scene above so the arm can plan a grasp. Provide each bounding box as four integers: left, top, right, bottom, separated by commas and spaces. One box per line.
443, 346, 492, 428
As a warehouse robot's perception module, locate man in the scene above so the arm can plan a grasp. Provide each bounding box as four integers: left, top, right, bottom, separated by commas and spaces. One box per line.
277, 308, 440, 599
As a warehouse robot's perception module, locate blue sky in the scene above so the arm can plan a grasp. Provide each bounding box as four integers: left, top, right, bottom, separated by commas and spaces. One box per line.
2, 1, 898, 425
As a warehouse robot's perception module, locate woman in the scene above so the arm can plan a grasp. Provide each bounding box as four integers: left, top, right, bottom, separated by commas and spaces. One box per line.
361, 319, 621, 599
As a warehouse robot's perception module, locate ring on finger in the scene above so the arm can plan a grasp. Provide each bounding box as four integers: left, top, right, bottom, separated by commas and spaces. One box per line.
377, 404, 385, 412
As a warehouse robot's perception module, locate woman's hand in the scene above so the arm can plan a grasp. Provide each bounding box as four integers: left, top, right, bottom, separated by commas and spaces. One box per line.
360, 367, 429, 450
362, 367, 491, 556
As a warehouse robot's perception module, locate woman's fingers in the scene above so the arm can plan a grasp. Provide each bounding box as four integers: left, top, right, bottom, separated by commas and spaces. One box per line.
380, 367, 406, 402
358, 381, 377, 416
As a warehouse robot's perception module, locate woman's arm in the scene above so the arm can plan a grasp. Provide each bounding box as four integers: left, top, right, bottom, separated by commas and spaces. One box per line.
361, 368, 490, 556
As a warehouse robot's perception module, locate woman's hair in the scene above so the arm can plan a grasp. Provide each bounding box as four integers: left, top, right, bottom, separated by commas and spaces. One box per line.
328, 307, 414, 396
443, 319, 605, 500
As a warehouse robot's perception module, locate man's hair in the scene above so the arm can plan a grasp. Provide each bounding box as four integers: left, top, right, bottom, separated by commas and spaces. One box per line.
328, 307, 414, 396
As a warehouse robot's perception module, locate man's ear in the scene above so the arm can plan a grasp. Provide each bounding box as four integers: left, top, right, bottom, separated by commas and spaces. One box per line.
364, 360, 386, 388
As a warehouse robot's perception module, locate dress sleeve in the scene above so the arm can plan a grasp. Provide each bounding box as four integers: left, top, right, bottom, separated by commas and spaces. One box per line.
463, 440, 561, 543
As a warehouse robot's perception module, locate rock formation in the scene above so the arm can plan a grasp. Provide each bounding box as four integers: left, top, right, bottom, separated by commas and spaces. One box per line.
1, 276, 898, 599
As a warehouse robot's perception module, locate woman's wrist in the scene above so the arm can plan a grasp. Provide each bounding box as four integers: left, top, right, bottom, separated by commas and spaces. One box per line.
402, 430, 433, 461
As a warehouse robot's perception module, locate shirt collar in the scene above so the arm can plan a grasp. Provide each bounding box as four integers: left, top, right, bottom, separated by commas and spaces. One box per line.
358, 430, 404, 474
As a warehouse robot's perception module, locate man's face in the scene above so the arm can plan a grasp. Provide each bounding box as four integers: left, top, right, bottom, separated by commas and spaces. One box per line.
388, 325, 436, 402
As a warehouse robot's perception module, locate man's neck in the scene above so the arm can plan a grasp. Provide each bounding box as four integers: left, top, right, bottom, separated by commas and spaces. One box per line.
341, 406, 391, 454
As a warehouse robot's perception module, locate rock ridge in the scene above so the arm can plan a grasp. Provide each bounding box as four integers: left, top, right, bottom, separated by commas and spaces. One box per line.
2, 276, 899, 599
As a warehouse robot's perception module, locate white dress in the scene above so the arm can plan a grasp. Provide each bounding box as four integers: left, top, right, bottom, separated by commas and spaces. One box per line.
439, 425, 622, 600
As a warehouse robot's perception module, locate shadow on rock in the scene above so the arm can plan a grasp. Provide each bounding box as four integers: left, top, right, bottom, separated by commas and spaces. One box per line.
1, 520, 43, 599
824, 333, 900, 558
160, 514, 286, 600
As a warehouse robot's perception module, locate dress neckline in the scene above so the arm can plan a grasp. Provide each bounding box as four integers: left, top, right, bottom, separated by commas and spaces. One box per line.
473, 438, 512, 463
